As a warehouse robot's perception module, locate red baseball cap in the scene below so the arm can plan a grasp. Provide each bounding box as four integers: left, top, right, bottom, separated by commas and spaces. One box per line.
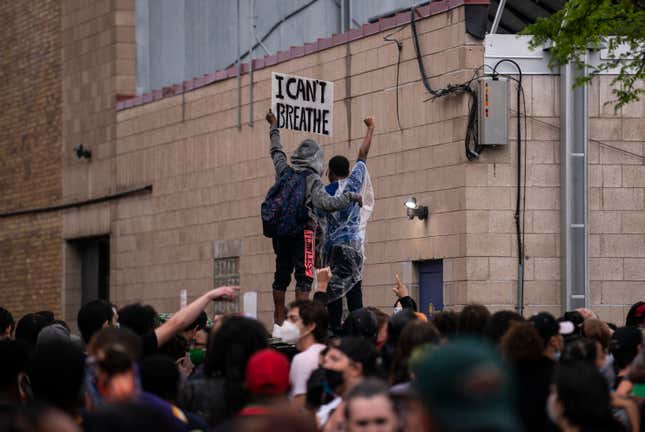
245, 349, 290, 396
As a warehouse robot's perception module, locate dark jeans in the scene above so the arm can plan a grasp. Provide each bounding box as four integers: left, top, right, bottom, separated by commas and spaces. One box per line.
326, 244, 364, 333
328, 280, 363, 335
272, 230, 315, 292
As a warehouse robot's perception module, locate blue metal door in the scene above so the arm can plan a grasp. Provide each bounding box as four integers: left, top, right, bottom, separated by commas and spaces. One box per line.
418, 260, 443, 318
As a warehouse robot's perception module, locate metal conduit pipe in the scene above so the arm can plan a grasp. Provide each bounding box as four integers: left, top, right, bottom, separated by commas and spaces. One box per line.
237, 0, 242, 130
249, 0, 255, 127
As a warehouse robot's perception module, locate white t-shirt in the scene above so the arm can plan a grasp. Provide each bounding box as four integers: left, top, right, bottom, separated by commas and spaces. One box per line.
290, 343, 326, 397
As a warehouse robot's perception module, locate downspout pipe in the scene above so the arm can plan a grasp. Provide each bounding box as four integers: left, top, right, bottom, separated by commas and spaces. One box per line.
237, 0, 242, 130
249, 0, 255, 127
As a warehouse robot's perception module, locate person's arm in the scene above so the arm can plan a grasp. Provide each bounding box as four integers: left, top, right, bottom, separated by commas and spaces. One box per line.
289, 355, 309, 407
313, 267, 331, 305
266, 110, 289, 177
309, 177, 362, 211
357, 116, 375, 161
155, 286, 239, 347
611, 394, 640, 432
392, 274, 418, 312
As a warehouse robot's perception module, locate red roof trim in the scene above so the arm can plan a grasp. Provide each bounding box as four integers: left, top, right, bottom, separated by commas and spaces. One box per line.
116, 0, 489, 112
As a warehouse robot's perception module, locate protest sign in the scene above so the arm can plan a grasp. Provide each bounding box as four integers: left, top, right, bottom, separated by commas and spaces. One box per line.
271, 72, 333, 136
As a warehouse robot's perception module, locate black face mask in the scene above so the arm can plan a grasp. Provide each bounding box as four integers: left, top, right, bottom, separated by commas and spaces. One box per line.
306, 367, 345, 409
322, 367, 344, 393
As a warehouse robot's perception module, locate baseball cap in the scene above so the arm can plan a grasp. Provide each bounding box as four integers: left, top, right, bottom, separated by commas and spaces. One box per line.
626, 302, 645, 327
530, 312, 568, 343
245, 349, 290, 396
341, 308, 378, 341
411, 339, 521, 432
335, 337, 379, 377
610, 326, 643, 353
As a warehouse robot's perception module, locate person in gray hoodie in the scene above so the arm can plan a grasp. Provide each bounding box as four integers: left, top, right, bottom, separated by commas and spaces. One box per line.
266, 109, 362, 326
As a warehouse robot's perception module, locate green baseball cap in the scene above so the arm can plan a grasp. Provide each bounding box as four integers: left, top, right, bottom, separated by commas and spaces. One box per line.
411, 338, 521, 432
631, 383, 645, 398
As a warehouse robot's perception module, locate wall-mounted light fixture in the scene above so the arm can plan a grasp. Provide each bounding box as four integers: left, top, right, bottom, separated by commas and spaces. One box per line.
405, 196, 428, 220
74, 144, 91, 160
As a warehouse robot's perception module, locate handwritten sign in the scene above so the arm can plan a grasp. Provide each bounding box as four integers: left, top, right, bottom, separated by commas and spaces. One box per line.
271, 72, 333, 136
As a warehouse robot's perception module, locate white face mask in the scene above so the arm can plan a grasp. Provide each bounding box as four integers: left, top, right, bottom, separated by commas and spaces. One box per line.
279, 320, 301, 345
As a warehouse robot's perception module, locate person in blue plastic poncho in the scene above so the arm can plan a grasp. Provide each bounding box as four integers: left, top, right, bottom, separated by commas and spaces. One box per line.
323, 116, 375, 335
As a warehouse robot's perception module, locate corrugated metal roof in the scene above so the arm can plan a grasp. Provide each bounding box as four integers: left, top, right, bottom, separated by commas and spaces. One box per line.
117, 0, 489, 111
486, 0, 565, 34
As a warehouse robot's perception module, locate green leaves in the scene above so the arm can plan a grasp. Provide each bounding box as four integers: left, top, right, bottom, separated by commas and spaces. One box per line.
522, 0, 645, 109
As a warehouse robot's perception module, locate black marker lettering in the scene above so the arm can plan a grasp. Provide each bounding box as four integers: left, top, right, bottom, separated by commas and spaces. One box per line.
299, 107, 307, 131
306, 107, 314, 132
286, 78, 297, 99
306, 80, 317, 102
322, 110, 330, 135
275, 75, 285, 99
276, 102, 285, 128
293, 105, 301, 130
313, 109, 321, 134
318, 81, 327, 104
296, 79, 306, 101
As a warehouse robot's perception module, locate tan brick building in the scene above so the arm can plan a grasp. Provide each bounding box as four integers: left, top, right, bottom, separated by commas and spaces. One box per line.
1, 1, 63, 318
1, 0, 643, 327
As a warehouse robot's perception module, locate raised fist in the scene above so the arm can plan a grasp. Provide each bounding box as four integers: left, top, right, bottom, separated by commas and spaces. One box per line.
266, 109, 277, 126
363, 116, 376, 129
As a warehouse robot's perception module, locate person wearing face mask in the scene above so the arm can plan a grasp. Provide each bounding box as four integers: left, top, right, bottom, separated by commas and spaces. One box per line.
391, 274, 418, 315
529, 312, 567, 362
305, 362, 346, 426
286, 300, 329, 408
187, 327, 209, 373
320, 337, 381, 432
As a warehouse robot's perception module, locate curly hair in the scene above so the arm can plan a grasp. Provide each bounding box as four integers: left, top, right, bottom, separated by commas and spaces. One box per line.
204, 316, 269, 379
500, 321, 544, 364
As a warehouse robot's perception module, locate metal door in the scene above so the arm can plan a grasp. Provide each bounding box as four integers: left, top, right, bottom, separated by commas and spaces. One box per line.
418, 260, 443, 318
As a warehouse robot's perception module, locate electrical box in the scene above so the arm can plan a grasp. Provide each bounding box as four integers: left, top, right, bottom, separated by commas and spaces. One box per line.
477, 77, 508, 146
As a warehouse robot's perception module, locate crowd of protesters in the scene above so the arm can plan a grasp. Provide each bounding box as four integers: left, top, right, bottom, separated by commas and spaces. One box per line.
2, 272, 645, 432
3, 112, 645, 432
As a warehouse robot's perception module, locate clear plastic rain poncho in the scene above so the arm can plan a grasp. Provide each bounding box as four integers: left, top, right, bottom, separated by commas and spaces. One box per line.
320, 162, 374, 303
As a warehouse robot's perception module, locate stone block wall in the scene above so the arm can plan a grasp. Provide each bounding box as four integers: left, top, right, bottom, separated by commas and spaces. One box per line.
3, 0, 642, 327
588, 77, 645, 323
465, 73, 645, 323
113, 6, 477, 324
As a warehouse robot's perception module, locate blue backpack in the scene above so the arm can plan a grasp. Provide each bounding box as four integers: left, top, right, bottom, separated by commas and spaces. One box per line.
261, 166, 313, 238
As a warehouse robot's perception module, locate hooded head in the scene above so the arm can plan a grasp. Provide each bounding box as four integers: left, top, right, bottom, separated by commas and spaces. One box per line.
290, 138, 324, 175
36, 323, 71, 347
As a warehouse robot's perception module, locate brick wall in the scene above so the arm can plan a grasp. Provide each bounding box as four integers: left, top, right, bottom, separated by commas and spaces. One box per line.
0, 1, 63, 319
4, 0, 637, 327
61, 0, 136, 203
112, 5, 643, 326
112, 7, 477, 324
60, 0, 136, 323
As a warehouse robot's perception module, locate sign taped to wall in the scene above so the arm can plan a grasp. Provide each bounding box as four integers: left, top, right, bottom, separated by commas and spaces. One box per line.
271, 72, 333, 136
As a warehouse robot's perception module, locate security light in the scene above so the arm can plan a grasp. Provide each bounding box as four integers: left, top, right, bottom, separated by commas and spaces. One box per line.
405, 196, 428, 220
405, 197, 418, 209
74, 144, 92, 160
